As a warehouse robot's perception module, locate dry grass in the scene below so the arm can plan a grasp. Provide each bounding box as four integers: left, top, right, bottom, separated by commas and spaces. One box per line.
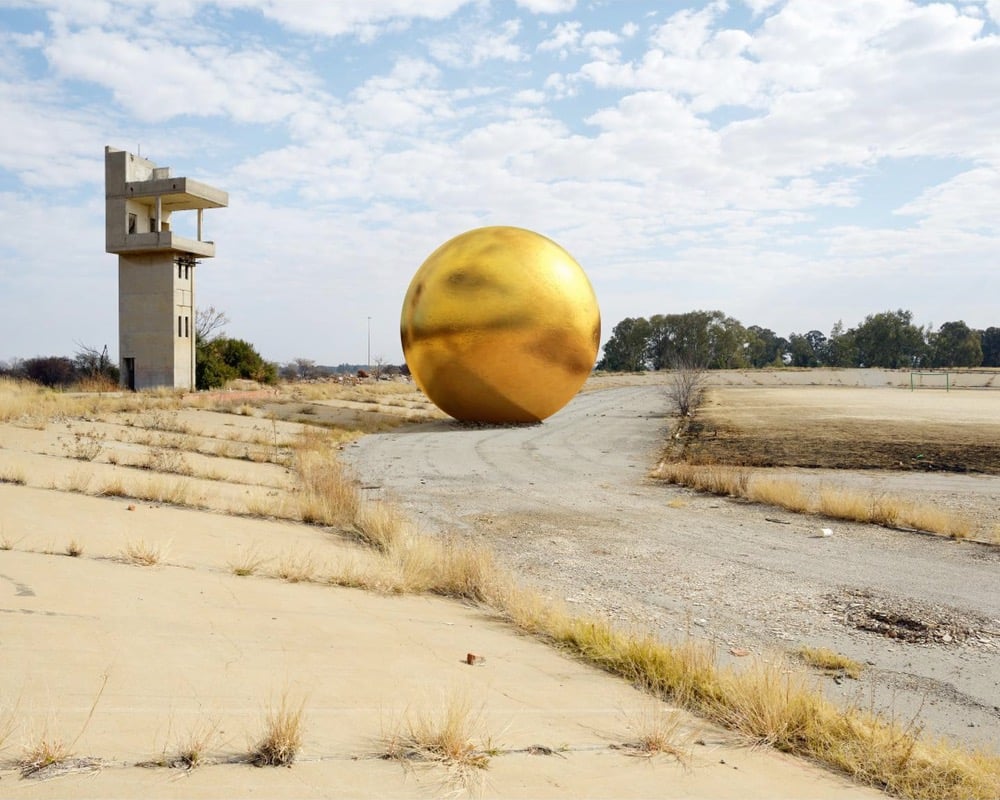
796, 646, 864, 680
63, 468, 93, 494
0, 467, 26, 485
897, 505, 973, 539
652, 461, 750, 497
228, 546, 269, 577
747, 477, 812, 513
172, 720, 220, 769
64, 539, 84, 558
18, 733, 71, 777
120, 539, 164, 566
353, 500, 406, 552
274, 551, 319, 583
95, 477, 129, 497
295, 434, 361, 526
621, 701, 691, 761
655, 462, 983, 541
249, 693, 305, 767
380, 692, 492, 777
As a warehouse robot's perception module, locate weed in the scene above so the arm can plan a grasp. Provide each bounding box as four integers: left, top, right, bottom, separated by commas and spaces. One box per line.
19, 734, 71, 777
249, 693, 305, 767
65, 539, 84, 558
381, 692, 492, 773
63, 468, 93, 494
275, 551, 318, 583
229, 547, 269, 577
173, 720, 219, 769
621, 701, 691, 761
796, 646, 863, 680
120, 539, 163, 566
0, 468, 26, 485
95, 477, 129, 498
652, 462, 749, 497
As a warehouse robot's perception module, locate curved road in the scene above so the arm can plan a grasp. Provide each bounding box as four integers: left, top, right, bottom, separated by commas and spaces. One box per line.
343, 385, 1000, 750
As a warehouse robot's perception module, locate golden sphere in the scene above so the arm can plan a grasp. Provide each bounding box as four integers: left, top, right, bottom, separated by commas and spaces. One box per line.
401, 226, 600, 423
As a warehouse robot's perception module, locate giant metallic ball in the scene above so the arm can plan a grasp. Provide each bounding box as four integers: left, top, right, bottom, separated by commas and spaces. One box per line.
400, 226, 600, 423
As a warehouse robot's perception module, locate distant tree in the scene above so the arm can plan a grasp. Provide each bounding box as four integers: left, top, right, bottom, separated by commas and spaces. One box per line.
597, 317, 652, 371
73, 342, 119, 385
930, 321, 982, 367
647, 311, 749, 370
825, 320, 856, 367
22, 356, 76, 387
787, 330, 827, 367
293, 358, 318, 380
850, 310, 928, 368
745, 326, 788, 367
979, 327, 1000, 367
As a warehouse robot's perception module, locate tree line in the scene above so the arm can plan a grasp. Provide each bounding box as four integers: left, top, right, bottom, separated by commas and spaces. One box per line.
597, 309, 1000, 371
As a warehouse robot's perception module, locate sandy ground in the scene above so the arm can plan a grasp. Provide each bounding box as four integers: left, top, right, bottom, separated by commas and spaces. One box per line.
342, 373, 1000, 754
0, 403, 884, 798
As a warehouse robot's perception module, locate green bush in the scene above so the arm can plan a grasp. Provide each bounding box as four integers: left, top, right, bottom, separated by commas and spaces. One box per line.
196, 337, 277, 389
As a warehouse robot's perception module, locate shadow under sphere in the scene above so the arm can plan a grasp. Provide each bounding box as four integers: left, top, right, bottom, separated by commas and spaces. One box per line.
400, 226, 601, 423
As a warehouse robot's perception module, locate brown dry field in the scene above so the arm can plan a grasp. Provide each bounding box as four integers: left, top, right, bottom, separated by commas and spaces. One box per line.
676, 384, 1000, 475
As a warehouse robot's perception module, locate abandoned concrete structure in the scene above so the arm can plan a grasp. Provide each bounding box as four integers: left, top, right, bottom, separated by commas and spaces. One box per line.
105, 146, 228, 390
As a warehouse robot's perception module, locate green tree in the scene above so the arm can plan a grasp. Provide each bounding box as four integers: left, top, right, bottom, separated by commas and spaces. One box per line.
825, 320, 856, 367
745, 326, 788, 367
647, 311, 749, 370
850, 310, 928, 368
979, 327, 1000, 367
597, 317, 652, 371
930, 321, 981, 367
196, 337, 277, 389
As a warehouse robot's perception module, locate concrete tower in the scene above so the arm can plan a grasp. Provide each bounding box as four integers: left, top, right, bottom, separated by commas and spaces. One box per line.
105, 146, 228, 390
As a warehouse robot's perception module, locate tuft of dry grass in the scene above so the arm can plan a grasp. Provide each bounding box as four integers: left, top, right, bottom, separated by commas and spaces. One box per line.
64, 539, 84, 558
353, 500, 406, 552
249, 693, 305, 767
120, 539, 164, 566
95, 477, 129, 497
172, 720, 219, 769
63, 468, 93, 494
275, 551, 319, 583
228, 547, 268, 577
621, 701, 691, 761
380, 692, 492, 773
796, 646, 864, 680
0, 467, 26, 485
19, 734, 71, 777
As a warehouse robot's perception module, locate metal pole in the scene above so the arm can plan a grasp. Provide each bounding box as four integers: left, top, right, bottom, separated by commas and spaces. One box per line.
367, 316, 371, 372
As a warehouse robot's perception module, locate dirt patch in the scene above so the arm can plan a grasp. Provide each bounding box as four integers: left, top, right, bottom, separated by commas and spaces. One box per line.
827, 588, 1000, 647
675, 387, 1000, 475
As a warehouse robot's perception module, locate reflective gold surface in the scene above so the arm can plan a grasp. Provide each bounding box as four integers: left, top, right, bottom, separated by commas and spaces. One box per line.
401, 226, 600, 423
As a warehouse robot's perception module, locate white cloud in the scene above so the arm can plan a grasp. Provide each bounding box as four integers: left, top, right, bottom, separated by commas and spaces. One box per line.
514, 0, 576, 12
43, 26, 321, 123
428, 18, 526, 66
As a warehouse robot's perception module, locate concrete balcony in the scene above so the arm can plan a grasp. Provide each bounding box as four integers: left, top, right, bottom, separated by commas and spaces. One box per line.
107, 232, 216, 257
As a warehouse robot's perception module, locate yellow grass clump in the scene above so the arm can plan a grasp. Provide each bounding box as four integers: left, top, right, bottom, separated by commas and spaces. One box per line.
249, 693, 305, 767
796, 646, 864, 679
651, 462, 749, 497
747, 477, 812, 513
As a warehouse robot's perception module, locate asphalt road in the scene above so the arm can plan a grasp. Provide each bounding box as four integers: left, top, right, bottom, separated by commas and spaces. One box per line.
343, 384, 1000, 751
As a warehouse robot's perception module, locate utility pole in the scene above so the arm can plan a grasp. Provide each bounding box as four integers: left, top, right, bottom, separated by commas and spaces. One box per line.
367, 316, 372, 372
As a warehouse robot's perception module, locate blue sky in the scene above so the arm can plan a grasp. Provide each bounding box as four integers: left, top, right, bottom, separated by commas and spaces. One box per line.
1, 0, 998, 366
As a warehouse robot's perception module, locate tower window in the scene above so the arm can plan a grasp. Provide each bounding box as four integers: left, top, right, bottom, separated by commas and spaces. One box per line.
128, 213, 137, 234
185, 316, 190, 338
178, 316, 182, 337
178, 263, 183, 279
